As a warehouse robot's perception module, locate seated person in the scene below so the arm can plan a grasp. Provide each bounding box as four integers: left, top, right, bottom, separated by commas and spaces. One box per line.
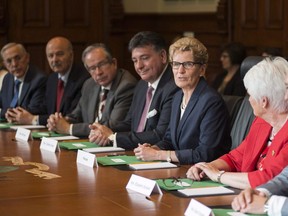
47, 43, 137, 137
4, 37, 90, 125
212, 42, 246, 96
88, 31, 179, 149
133, 36, 231, 165
0, 43, 46, 120
186, 57, 288, 189
232, 166, 288, 215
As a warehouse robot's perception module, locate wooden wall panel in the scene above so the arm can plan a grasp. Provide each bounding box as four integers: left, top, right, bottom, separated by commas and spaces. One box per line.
23, 0, 49, 27
241, 0, 258, 28
265, 0, 283, 29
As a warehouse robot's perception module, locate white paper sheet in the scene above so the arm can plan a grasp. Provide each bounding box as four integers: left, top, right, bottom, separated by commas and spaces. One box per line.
178, 186, 234, 197
83, 147, 125, 153
129, 162, 177, 170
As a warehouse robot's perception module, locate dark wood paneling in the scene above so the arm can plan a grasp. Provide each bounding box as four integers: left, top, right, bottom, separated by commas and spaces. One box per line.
265, 0, 283, 29
23, 0, 49, 27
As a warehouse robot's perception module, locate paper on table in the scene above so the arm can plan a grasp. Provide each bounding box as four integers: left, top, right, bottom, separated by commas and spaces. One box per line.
178, 186, 234, 197
83, 147, 125, 153
10, 125, 46, 130
48, 136, 79, 141
129, 162, 177, 170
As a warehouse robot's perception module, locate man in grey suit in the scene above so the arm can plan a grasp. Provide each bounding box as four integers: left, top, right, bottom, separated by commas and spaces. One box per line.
47, 43, 137, 137
89, 31, 179, 149
232, 166, 288, 215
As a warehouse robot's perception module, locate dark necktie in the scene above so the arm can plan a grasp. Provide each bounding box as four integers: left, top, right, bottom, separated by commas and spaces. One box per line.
56, 79, 64, 112
98, 89, 109, 120
10, 79, 21, 108
137, 86, 154, 132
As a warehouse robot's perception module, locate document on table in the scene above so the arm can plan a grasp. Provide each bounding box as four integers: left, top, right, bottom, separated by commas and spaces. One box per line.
83, 146, 125, 153
178, 186, 234, 197
10, 125, 46, 130
48, 136, 79, 141
129, 162, 177, 170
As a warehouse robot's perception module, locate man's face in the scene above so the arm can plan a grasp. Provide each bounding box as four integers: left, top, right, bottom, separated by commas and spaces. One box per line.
131, 45, 167, 83
84, 48, 117, 87
46, 39, 73, 75
2, 45, 29, 79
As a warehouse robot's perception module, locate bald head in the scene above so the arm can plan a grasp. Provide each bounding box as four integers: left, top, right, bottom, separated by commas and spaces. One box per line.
46, 36, 74, 75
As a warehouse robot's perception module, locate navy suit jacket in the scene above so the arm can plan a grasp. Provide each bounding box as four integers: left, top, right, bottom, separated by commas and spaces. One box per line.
157, 77, 231, 165
115, 65, 180, 150
0, 65, 46, 118
38, 63, 90, 125
258, 166, 288, 215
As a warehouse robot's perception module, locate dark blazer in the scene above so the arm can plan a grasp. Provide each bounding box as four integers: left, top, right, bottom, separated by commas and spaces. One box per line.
116, 65, 180, 150
156, 77, 231, 165
258, 166, 288, 215
0, 65, 47, 118
212, 68, 246, 96
67, 69, 137, 137
38, 63, 90, 125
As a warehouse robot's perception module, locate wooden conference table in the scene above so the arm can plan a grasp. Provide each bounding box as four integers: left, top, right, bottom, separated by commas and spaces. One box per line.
0, 128, 236, 216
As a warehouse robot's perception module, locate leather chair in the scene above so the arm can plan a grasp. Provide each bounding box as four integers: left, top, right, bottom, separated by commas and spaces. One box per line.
230, 56, 264, 149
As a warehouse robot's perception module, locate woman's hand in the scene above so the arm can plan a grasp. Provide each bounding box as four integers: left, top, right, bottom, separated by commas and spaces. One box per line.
186, 164, 206, 181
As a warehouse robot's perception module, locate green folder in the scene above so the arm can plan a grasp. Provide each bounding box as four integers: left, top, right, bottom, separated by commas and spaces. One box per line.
156, 179, 224, 191
0, 122, 13, 129
97, 155, 142, 166
212, 208, 267, 216
59, 141, 99, 150
31, 131, 67, 138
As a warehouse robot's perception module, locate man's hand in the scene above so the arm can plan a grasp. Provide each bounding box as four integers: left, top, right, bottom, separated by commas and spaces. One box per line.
89, 123, 112, 146
5, 107, 34, 124
47, 113, 70, 134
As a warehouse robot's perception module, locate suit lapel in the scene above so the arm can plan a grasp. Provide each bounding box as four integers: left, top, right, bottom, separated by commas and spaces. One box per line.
90, 85, 101, 121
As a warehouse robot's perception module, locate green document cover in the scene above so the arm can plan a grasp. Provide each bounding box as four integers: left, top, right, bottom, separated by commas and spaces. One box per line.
59, 141, 99, 150
0, 122, 13, 129
212, 208, 267, 216
31, 131, 67, 138
156, 178, 224, 191
97, 155, 142, 166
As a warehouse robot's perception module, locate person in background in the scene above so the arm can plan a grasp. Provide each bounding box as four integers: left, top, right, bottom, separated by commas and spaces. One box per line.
0, 59, 7, 117
212, 42, 247, 96
47, 43, 137, 137
133, 36, 231, 165
88, 31, 179, 149
0, 43, 46, 120
5, 36, 90, 125
262, 47, 282, 57
186, 57, 288, 189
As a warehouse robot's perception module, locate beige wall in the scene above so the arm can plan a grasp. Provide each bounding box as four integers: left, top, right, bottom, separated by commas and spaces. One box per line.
123, 0, 219, 13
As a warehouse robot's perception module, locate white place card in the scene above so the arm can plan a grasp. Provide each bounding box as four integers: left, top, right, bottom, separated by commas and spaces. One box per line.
76, 150, 98, 168
185, 199, 214, 216
126, 174, 162, 197
15, 127, 31, 142
40, 137, 60, 152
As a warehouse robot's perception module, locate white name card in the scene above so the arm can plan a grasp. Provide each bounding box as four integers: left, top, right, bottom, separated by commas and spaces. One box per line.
126, 174, 162, 197
40, 137, 60, 152
185, 199, 214, 216
76, 150, 98, 168
15, 127, 31, 142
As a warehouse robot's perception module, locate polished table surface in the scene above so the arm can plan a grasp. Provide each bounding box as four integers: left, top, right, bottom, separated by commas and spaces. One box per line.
0, 129, 236, 216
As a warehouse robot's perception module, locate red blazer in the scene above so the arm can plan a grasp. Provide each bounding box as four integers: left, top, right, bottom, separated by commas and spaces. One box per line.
220, 117, 288, 188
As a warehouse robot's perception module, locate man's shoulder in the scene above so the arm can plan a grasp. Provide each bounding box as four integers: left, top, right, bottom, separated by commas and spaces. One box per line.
69, 63, 90, 80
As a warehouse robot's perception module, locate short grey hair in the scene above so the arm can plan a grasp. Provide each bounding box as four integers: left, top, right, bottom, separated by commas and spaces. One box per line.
1, 43, 27, 59
244, 57, 288, 113
82, 43, 113, 67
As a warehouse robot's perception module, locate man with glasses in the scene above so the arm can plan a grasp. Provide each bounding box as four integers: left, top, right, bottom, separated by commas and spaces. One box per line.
88, 31, 179, 149
5, 37, 90, 125
0, 43, 46, 120
46, 43, 137, 137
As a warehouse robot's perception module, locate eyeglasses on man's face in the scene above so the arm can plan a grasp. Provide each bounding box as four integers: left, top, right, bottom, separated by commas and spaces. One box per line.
170, 61, 203, 70
161, 177, 193, 188
87, 59, 112, 73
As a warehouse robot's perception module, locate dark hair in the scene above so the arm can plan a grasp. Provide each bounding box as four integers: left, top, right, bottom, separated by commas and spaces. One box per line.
221, 42, 246, 65
262, 47, 282, 57
128, 31, 167, 53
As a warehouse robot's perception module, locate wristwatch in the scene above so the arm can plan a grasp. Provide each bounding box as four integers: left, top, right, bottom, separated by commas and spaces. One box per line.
217, 170, 225, 183
166, 151, 172, 162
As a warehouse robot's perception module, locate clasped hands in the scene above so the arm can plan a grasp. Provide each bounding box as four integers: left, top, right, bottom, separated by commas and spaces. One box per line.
47, 112, 70, 134
5, 107, 34, 124
186, 162, 221, 182
89, 123, 113, 146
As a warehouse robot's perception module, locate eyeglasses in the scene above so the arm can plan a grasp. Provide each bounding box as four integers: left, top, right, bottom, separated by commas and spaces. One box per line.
170, 61, 203, 70
161, 177, 193, 188
87, 59, 112, 73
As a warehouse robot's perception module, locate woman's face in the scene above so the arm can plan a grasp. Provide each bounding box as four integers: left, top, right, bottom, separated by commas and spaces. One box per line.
172, 50, 205, 91
220, 51, 232, 70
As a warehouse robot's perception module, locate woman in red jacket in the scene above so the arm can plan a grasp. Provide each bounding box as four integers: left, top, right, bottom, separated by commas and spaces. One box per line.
186, 57, 288, 189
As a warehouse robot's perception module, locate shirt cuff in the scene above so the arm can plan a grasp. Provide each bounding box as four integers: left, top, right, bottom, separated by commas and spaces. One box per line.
267, 195, 286, 216
256, 188, 272, 197
108, 133, 117, 147
69, 124, 73, 135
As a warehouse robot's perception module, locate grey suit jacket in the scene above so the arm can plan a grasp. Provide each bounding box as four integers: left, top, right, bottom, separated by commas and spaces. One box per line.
67, 69, 137, 137
258, 166, 288, 215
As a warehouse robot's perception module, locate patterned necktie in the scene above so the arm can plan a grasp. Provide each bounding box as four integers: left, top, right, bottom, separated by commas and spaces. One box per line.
10, 79, 21, 108
56, 79, 64, 112
137, 86, 154, 132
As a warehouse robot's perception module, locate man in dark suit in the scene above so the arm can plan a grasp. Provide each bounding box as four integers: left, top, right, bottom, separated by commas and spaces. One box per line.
89, 31, 179, 149
46, 43, 137, 137
6, 37, 90, 125
0, 43, 46, 120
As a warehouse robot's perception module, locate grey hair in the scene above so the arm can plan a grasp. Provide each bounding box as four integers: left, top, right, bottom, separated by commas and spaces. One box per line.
1, 43, 27, 58
82, 43, 113, 67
